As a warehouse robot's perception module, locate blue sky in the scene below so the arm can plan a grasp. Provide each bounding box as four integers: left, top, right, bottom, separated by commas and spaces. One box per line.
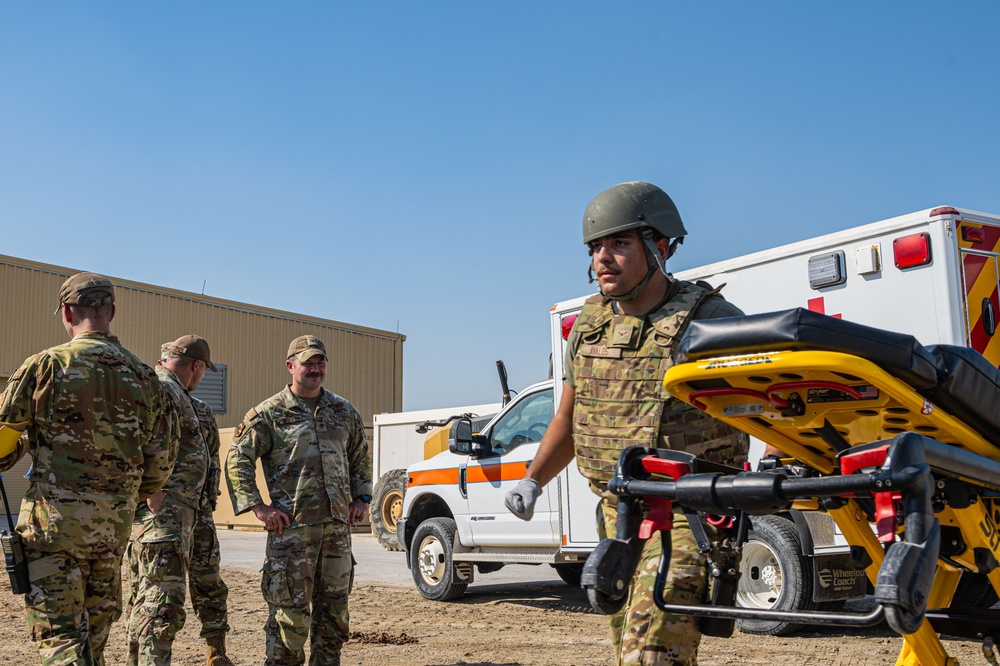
3, 3, 1000, 410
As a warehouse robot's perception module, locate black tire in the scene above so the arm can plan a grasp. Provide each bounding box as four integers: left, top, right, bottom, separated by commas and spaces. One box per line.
410, 517, 468, 601
370, 469, 406, 552
736, 515, 818, 636
553, 562, 584, 587
950, 572, 1000, 609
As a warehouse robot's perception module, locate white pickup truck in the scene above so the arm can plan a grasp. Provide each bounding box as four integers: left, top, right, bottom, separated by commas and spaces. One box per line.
397, 378, 601, 600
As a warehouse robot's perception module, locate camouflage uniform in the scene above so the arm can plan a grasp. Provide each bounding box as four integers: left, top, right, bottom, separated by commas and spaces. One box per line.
0, 331, 176, 666
566, 281, 749, 666
126, 366, 223, 665
187, 398, 230, 642
226, 386, 371, 666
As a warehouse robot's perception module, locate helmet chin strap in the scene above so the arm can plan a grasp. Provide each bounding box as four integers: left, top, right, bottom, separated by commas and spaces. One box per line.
588, 229, 681, 302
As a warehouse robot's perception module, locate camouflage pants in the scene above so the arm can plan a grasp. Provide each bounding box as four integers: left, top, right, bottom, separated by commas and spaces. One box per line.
125, 500, 196, 666
601, 499, 708, 666
24, 546, 122, 666
262, 521, 354, 666
189, 505, 230, 639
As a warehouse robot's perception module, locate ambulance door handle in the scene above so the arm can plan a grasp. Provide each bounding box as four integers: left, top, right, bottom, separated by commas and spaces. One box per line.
983, 297, 996, 337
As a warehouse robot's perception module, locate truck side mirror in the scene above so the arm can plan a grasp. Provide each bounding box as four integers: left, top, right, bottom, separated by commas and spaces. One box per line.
449, 418, 475, 455
449, 418, 492, 457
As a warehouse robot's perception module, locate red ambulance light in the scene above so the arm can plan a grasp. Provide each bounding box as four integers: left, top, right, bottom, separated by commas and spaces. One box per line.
961, 225, 986, 244
930, 206, 960, 217
561, 314, 578, 340
893, 233, 932, 269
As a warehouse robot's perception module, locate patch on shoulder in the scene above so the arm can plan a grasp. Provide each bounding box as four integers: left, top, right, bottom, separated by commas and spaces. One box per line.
9, 365, 27, 383
234, 408, 260, 441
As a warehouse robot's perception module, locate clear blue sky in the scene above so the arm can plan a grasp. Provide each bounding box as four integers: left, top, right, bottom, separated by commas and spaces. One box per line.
3, 3, 999, 411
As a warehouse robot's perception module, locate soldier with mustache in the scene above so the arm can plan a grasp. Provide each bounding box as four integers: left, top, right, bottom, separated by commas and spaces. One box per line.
225, 335, 371, 666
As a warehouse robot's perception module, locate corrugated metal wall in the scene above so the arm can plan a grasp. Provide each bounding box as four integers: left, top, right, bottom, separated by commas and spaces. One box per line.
1, 254, 404, 431
1, 253, 404, 517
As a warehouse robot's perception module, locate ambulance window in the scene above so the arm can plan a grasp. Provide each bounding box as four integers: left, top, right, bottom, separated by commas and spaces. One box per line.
489, 388, 554, 454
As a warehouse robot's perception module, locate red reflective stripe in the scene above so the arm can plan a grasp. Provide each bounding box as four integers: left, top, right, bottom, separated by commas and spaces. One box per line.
964, 252, 988, 291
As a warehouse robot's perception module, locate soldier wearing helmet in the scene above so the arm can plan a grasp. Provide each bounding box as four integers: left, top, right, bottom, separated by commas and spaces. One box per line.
506, 182, 749, 665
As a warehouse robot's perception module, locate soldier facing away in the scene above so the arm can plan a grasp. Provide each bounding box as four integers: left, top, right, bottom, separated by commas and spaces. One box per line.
226, 335, 372, 666
126, 334, 234, 666
0, 272, 177, 665
505, 183, 749, 665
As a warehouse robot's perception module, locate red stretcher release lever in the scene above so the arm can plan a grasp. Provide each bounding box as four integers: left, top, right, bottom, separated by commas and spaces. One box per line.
636, 457, 693, 539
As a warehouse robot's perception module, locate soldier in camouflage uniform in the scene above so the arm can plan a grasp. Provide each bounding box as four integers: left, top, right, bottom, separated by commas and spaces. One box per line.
0, 272, 177, 666
225, 335, 372, 666
126, 335, 234, 666
188, 396, 233, 663
505, 183, 749, 665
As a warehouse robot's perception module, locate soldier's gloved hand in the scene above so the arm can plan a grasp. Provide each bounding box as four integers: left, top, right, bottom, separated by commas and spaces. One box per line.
505, 478, 541, 520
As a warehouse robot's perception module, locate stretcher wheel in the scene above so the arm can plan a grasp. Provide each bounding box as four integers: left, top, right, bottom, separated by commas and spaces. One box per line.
582, 537, 641, 615
587, 584, 627, 615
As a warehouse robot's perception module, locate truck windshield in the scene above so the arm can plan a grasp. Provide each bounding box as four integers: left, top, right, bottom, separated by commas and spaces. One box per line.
489, 388, 554, 454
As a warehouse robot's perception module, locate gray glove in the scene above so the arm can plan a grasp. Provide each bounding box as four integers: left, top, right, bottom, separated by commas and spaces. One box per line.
505, 478, 542, 521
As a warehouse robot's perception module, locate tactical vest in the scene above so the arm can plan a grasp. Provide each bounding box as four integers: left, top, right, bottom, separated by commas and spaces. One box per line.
571, 281, 749, 496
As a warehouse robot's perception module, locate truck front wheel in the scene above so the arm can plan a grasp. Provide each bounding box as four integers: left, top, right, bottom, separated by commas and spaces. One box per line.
370, 469, 406, 551
410, 517, 469, 601
553, 563, 584, 587
736, 514, 817, 636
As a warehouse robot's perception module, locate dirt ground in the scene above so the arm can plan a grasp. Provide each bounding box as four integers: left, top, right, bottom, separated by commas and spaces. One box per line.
0, 568, 991, 665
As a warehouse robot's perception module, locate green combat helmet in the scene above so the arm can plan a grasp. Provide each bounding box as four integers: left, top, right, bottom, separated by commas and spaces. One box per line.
582, 181, 687, 301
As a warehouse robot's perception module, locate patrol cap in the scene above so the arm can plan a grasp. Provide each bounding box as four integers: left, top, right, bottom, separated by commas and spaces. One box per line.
287, 335, 327, 362
58, 272, 116, 307
161, 334, 217, 371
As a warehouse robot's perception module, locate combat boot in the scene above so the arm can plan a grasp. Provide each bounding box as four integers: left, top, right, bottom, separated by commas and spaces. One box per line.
205, 634, 235, 666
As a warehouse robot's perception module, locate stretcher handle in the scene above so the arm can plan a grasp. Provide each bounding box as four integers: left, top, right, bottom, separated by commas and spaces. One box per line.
767, 380, 863, 404
688, 387, 780, 411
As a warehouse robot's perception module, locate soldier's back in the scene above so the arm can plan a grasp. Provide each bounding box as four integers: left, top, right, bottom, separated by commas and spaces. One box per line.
22, 331, 166, 558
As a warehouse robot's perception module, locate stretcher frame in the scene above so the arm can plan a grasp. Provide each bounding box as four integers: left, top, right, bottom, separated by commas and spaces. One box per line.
581, 320, 1000, 666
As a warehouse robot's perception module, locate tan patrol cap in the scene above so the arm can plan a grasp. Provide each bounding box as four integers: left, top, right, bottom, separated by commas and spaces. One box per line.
287, 335, 327, 362
162, 334, 217, 371
58, 272, 115, 307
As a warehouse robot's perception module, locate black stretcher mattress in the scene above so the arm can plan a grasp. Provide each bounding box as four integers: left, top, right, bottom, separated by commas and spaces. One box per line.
678, 308, 1000, 448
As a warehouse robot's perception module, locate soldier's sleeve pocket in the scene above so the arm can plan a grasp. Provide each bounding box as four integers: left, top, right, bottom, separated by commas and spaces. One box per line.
261, 557, 294, 607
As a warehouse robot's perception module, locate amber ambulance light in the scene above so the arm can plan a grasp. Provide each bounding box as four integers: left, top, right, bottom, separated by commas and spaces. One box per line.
961, 225, 986, 244
893, 232, 932, 269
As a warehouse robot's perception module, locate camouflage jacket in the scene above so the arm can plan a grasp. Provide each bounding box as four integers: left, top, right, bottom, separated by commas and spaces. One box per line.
225, 386, 371, 528
566, 280, 749, 494
192, 396, 222, 512
154, 365, 211, 511
0, 331, 178, 559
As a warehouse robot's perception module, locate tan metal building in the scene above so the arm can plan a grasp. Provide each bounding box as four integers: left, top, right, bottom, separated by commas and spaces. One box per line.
0, 253, 405, 516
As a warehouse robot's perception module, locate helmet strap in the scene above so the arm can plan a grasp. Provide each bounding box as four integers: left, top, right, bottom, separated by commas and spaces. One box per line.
589, 228, 677, 301
612, 263, 658, 301
639, 227, 682, 279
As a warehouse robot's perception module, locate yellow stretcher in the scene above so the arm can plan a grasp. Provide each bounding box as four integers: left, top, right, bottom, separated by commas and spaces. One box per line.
581, 308, 1000, 666
668, 308, 1000, 665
